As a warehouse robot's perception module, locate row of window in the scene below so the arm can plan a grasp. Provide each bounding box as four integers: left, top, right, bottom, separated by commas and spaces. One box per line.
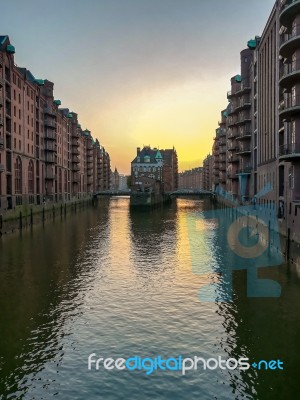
133, 166, 160, 172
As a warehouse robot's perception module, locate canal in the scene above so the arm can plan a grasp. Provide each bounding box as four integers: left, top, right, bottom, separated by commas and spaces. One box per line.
0, 197, 299, 399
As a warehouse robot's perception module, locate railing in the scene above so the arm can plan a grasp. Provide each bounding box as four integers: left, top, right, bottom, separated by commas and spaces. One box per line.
5, 89, 11, 100
279, 143, 300, 155
44, 119, 56, 128
72, 148, 80, 155
72, 155, 79, 163
237, 166, 252, 174
280, 24, 300, 46
237, 143, 251, 152
237, 129, 252, 138
44, 106, 56, 116
280, 58, 300, 79
45, 142, 57, 151
0, 77, 4, 87
0, 163, 4, 172
45, 130, 56, 140
45, 153, 56, 163
282, 94, 300, 110
228, 154, 239, 162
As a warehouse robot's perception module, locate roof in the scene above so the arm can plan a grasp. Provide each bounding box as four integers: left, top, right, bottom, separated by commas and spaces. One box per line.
131, 146, 163, 164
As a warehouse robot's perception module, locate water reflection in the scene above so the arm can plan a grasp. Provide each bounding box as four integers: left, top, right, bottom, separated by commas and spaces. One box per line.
0, 201, 110, 397
0, 198, 299, 399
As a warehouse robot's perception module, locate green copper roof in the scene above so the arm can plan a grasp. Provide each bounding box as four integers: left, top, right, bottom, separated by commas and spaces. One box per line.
54, 99, 61, 106
235, 75, 241, 83
83, 129, 89, 136
78, 124, 81, 128
155, 150, 162, 159
6, 44, 15, 54
247, 39, 257, 49
67, 113, 73, 119
223, 111, 228, 118
35, 79, 44, 86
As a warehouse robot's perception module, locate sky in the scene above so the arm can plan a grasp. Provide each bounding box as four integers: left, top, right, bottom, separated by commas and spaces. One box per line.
0, 0, 275, 173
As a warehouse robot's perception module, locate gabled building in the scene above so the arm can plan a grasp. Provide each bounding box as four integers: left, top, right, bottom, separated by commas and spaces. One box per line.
131, 145, 178, 193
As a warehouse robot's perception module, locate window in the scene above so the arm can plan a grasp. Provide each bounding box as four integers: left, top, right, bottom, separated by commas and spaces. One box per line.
15, 157, 22, 194
28, 160, 34, 194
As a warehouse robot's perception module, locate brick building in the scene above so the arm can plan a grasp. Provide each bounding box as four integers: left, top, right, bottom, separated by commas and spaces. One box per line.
0, 35, 110, 211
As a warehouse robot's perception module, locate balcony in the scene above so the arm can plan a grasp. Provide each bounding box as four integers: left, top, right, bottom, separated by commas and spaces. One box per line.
236, 144, 251, 154
279, 143, 300, 160
0, 77, 4, 87
45, 143, 57, 152
87, 169, 93, 176
228, 154, 239, 163
5, 90, 11, 101
72, 155, 79, 163
280, 59, 300, 87
72, 165, 80, 172
235, 79, 251, 95
227, 117, 238, 127
237, 166, 252, 174
279, 94, 300, 120
0, 163, 4, 173
236, 129, 252, 140
219, 146, 226, 154
44, 106, 56, 116
72, 148, 80, 156
72, 173, 80, 183
72, 138, 79, 146
0, 137, 4, 149
219, 128, 226, 137
237, 113, 251, 125
45, 153, 57, 163
235, 98, 251, 112
0, 96, 3, 107
280, 24, 300, 58
280, 0, 300, 27
45, 130, 56, 140
228, 145, 238, 152
0, 117, 3, 127
44, 119, 56, 128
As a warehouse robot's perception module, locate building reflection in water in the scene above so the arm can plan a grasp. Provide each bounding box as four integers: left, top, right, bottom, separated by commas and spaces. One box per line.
0, 201, 110, 398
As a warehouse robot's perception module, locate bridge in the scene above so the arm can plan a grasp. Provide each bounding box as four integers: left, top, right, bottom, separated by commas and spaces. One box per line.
169, 189, 213, 197
93, 190, 131, 196
93, 189, 213, 197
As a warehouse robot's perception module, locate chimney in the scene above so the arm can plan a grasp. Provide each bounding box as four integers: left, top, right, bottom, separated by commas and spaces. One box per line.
137, 147, 141, 156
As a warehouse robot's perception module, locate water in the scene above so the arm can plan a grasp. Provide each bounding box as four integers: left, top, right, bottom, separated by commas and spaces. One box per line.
0, 197, 300, 399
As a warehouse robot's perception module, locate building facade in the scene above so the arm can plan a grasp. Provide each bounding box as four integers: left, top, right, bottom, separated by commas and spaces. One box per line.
178, 167, 204, 190
0, 35, 110, 212
131, 146, 178, 193
203, 0, 300, 242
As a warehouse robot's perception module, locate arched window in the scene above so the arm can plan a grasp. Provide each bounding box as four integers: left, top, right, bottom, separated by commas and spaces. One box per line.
15, 157, 22, 194
28, 160, 34, 194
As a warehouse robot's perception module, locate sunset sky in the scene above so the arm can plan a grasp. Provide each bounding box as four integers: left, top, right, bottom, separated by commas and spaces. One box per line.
0, 0, 275, 173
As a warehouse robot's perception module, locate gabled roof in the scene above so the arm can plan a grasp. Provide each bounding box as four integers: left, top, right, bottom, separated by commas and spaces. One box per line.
131, 146, 163, 164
